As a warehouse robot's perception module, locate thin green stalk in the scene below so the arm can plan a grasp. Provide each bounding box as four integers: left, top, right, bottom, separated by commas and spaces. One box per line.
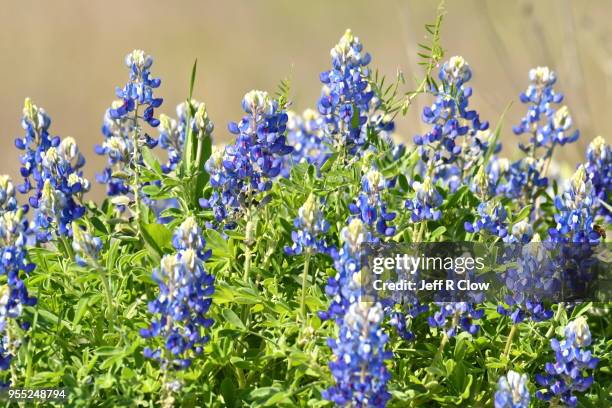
300, 252, 312, 320
241, 209, 255, 323
58, 236, 75, 261
243, 244, 252, 282
434, 332, 449, 363
546, 303, 564, 338
131, 105, 142, 227
93, 260, 115, 321
414, 221, 427, 243
503, 324, 518, 359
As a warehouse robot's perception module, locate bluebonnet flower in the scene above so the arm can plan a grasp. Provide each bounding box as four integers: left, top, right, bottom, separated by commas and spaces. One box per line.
387, 302, 428, 342
321, 217, 395, 407
158, 113, 183, 173
281, 109, 330, 177
549, 165, 600, 243
71, 224, 103, 267
513, 67, 578, 148
405, 177, 442, 222
14, 99, 89, 241
110, 50, 163, 125
464, 200, 508, 239
504, 67, 579, 206
427, 302, 483, 338
498, 237, 554, 323
321, 218, 372, 322
324, 301, 392, 407
349, 167, 396, 237
505, 220, 533, 244
96, 50, 161, 197
141, 217, 214, 371
318, 29, 374, 156
0, 175, 36, 373
414, 57, 489, 188
202, 146, 230, 223
495, 370, 530, 408
157, 100, 214, 173
535, 317, 599, 407
584, 136, 611, 222
498, 156, 549, 201
284, 194, 330, 255
200, 90, 292, 226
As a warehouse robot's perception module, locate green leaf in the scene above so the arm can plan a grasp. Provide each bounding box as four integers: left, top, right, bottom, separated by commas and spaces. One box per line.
140, 223, 173, 259
429, 226, 446, 241
72, 297, 90, 326
220, 377, 237, 408
194, 133, 213, 203
512, 205, 532, 224
221, 308, 246, 330
398, 174, 410, 192
320, 153, 338, 172
141, 146, 162, 175
189, 58, 198, 101
264, 391, 291, 406
483, 102, 512, 165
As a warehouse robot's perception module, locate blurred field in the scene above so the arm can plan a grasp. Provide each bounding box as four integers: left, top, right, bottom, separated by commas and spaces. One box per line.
1, 0, 610, 200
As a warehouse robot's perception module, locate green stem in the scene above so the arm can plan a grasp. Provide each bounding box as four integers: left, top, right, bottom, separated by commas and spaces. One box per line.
243, 244, 252, 282
414, 221, 427, 243
434, 332, 449, 363
300, 252, 312, 320
503, 324, 518, 359
131, 106, 142, 227
424, 332, 449, 383
241, 210, 255, 323
93, 260, 115, 321
235, 367, 246, 389
546, 303, 564, 338
59, 236, 75, 261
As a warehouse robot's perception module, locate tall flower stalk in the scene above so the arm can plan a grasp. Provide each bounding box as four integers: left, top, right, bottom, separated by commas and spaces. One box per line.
140, 217, 214, 406
96, 50, 163, 223
0, 175, 36, 385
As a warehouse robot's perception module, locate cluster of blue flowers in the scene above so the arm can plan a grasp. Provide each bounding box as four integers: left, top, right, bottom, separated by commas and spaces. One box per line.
318, 30, 375, 156
159, 100, 214, 174
0, 175, 36, 373
201, 90, 292, 226
140, 217, 214, 371
405, 177, 442, 222
350, 167, 396, 237
14, 99, 89, 241
548, 165, 600, 243
585, 136, 611, 222
498, 67, 579, 202
498, 239, 554, 323
535, 317, 599, 407
320, 218, 393, 405
284, 193, 331, 256
427, 302, 483, 338
96, 50, 162, 197
323, 301, 392, 407
494, 370, 530, 408
414, 56, 491, 190
321, 218, 371, 322
158, 109, 185, 174
464, 200, 509, 239
322, 204, 396, 406
281, 109, 330, 177
513, 67, 579, 149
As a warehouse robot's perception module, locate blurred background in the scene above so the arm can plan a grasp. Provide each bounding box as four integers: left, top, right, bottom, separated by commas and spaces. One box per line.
1, 0, 610, 199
